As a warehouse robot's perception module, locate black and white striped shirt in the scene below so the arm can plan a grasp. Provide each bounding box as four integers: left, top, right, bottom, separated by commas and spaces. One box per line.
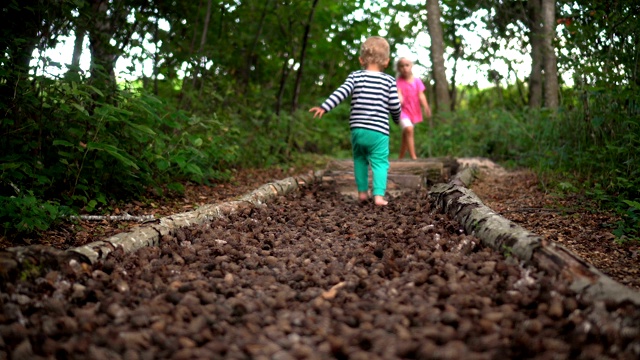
320, 70, 401, 136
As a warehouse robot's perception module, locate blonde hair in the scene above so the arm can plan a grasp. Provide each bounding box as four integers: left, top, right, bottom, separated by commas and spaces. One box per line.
395, 57, 414, 77
360, 36, 390, 68
396, 57, 413, 70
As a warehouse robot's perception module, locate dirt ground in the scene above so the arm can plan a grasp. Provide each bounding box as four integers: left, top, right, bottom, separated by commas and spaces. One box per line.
1, 161, 639, 359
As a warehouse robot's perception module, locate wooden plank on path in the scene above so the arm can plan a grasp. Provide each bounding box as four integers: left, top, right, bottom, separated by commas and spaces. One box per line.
323, 157, 459, 194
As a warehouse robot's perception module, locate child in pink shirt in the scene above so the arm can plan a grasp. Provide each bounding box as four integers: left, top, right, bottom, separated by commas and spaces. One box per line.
396, 58, 432, 159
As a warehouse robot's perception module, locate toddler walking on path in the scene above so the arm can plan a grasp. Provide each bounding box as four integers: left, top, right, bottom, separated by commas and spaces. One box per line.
309, 36, 401, 206
396, 57, 432, 160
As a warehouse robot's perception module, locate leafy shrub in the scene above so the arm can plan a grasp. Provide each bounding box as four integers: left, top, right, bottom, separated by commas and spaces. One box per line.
0, 192, 68, 237
1, 74, 242, 237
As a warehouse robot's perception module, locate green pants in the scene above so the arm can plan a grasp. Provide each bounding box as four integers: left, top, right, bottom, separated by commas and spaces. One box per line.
350, 128, 389, 197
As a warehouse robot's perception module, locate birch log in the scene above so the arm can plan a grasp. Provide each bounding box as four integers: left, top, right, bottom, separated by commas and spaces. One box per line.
71, 170, 324, 263
429, 166, 640, 306
70, 214, 156, 222
0, 171, 325, 282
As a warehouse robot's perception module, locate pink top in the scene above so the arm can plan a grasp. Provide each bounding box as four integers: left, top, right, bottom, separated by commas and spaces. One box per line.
396, 77, 426, 124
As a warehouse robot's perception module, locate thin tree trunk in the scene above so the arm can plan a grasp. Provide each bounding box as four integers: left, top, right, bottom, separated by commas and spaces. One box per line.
527, 0, 543, 108
178, 0, 204, 110
508, 63, 527, 107
190, 0, 204, 55
450, 38, 461, 112
274, 13, 295, 117
291, 0, 320, 112
71, 27, 85, 71
450, 58, 457, 112
276, 56, 291, 116
634, 32, 640, 87
199, 0, 213, 63
192, 0, 213, 90
541, 0, 559, 109
426, 0, 451, 113
153, 15, 159, 95
241, 0, 272, 90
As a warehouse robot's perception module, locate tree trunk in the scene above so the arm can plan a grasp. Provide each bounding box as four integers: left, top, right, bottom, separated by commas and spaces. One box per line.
527, 0, 543, 108
178, 0, 204, 110
291, 0, 320, 112
541, 0, 559, 109
241, 0, 272, 90
274, 14, 295, 117
191, 0, 213, 91
87, 0, 131, 95
426, 0, 451, 113
153, 15, 160, 96
71, 28, 86, 71
275, 56, 291, 116
635, 32, 640, 87
450, 37, 461, 112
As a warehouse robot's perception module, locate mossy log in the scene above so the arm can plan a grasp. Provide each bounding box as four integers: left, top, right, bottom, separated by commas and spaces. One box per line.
429, 166, 640, 306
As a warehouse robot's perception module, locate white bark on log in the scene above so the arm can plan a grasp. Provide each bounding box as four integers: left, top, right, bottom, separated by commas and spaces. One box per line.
1, 171, 325, 281
429, 181, 542, 261
70, 214, 156, 222
429, 166, 640, 306
68, 170, 324, 264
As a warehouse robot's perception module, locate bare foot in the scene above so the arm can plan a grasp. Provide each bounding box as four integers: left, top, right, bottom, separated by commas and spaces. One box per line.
374, 195, 388, 206
358, 191, 370, 202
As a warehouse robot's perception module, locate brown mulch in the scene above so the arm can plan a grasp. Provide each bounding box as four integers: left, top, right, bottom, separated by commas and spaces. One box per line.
2, 161, 638, 291
1, 162, 639, 359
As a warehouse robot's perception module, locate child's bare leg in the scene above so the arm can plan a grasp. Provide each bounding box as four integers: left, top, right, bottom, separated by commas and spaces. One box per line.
374, 195, 388, 206
406, 126, 417, 160
399, 129, 408, 159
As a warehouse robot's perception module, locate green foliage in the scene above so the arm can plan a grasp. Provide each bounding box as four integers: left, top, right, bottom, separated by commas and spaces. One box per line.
1, 72, 242, 238
0, 192, 67, 237
302, 103, 353, 159
144, 109, 240, 186
394, 108, 537, 162
501, 245, 513, 258
612, 200, 640, 243
2, 0, 639, 246
557, 0, 640, 89
391, 82, 640, 242
19, 259, 44, 282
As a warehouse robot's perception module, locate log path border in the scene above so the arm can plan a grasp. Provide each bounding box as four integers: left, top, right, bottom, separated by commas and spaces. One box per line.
428, 164, 640, 306
2, 159, 639, 308
0, 171, 324, 283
